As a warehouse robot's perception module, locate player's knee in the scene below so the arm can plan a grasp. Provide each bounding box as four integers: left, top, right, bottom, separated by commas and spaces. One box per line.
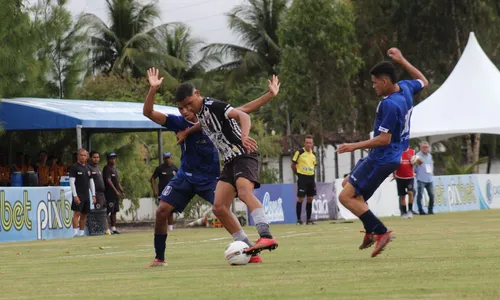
236, 187, 252, 201
156, 203, 170, 219
342, 176, 349, 188
212, 203, 227, 217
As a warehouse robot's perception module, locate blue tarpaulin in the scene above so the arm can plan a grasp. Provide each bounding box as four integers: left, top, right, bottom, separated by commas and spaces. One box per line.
0, 98, 180, 131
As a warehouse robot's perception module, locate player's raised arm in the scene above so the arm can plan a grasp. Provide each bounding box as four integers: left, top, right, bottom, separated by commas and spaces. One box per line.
227, 109, 258, 153
143, 67, 167, 125
388, 48, 429, 88
237, 75, 280, 114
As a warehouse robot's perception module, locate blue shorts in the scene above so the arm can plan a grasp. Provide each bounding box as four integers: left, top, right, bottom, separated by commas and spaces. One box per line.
158, 173, 216, 213
348, 158, 399, 201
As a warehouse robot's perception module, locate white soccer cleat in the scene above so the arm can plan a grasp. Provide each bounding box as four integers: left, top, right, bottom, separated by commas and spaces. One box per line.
407, 211, 413, 219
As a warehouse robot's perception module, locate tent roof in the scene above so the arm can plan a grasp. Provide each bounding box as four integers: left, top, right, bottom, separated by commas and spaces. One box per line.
0, 98, 180, 131
410, 32, 500, 143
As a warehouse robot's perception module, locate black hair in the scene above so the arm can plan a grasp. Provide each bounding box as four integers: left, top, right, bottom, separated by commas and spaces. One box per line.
305, 134, 313, 140
370, 61, 397, 83
39, 150, 48, 155
90, 151, 99, 157
175, 83, 195, 102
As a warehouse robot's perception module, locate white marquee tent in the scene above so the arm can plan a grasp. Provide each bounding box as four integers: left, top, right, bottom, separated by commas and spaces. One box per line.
410, 32, 500, 143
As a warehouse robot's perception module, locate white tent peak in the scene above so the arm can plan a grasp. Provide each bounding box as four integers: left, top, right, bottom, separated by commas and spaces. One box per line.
409, 31, 500, 143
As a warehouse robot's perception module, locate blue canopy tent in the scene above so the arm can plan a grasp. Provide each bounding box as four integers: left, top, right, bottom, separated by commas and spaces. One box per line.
0, 98, 181, 164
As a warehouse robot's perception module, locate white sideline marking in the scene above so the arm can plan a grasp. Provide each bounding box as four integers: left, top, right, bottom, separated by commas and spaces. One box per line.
59, 232, 313, 259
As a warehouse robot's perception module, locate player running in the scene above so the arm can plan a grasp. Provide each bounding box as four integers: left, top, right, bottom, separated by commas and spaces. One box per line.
175, 76, 280, 257
143, 68, 279, 266
337, 48, 428, 257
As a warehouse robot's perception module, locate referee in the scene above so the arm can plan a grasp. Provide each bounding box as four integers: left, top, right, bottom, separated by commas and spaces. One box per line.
291, 135, 317, 225
70, 148, 96, 237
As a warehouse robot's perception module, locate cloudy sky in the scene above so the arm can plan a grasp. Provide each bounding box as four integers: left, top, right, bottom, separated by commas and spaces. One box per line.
29, 0, 246, 46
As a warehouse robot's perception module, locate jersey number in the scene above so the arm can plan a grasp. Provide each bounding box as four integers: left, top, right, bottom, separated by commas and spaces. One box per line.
401, 107, 413, 137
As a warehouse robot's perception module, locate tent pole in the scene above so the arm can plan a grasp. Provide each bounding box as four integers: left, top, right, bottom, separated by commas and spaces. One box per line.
87, 131, 92, 151
157, 129, 163, 165
76, 125, 83, 150
7, 132, 12, 165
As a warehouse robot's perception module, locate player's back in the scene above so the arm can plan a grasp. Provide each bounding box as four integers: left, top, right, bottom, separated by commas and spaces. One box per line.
398, 80, 425, 148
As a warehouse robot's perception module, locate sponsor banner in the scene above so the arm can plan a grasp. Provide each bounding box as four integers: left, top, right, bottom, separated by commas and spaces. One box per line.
0, 187, 73, 243
416, 175, 480, 213
249, 183, 337, 225
300, 182, 338, 221
474, 174, 500, 209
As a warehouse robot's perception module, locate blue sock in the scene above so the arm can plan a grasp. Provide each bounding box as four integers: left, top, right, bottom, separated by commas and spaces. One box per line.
359, 210, 387, 234
154, 234, 167, 261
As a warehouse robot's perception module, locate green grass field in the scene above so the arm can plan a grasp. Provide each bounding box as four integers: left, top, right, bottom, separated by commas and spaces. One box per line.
1, 210, 500, 300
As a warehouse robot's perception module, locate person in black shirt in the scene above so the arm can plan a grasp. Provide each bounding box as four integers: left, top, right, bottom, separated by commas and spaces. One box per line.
103, 152, 125, 234
175, 76, 280, 256
151, 152, 178, 231
70, 148, 96, 237
89, 151, 111, 235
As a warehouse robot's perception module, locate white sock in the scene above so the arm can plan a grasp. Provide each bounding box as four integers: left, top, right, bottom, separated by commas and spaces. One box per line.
111, 226, 117, 231
168, 225, 174, 231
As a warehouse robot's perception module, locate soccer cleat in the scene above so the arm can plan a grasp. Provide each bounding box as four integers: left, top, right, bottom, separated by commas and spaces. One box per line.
400, 213, 408, 219
407, 211, 413, 219
359, 231, 376, 250
112, 230, 120, 234
148, 258, 168, 267
296, 220, 303, 225
249, 255, 262, 263
243, 237, 278, 255
371, 231, 394, 258
306, 220, 316, 225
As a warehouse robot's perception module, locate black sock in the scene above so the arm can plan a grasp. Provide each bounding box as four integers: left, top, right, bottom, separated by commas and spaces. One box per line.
306, 202, 312, 221
154, 234, 167, 261
408, 202, 413, 211
296, 202, 302, 222
400, 205, 407, 214
359, 210, 387, 234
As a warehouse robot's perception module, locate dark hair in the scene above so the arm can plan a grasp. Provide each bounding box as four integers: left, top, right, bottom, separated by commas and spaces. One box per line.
90, 151, 99, 157
305, 134, 313, 140
39, 150, 48, 155
175, 83, 195, 102
370, 61, 397, 83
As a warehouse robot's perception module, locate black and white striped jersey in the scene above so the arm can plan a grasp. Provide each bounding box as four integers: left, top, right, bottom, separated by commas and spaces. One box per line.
196, 98, 246, 163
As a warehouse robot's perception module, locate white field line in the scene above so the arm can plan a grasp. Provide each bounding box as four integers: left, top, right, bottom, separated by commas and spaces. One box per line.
58, 232, 313, 259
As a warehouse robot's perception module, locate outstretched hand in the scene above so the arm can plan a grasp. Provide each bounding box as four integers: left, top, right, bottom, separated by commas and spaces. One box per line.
268, 75, 281, 96
147, 67, 164, 89
336, 143, 356, 154
387, 48, 404, 63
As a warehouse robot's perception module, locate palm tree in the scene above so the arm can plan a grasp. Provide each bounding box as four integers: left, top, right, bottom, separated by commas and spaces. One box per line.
201, 0, 287, 83
78, 0, 184, 78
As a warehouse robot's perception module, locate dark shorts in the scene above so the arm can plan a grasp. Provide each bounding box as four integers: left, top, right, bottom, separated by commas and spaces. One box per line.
158, 172, 216, 213
348, 158, 399, 201
94, 192, 106, 210
219, 153, 260, 189
396, 178, 415, 196
105, 193, 120, 214
71, 195, 91, 214
297, 174, 316, 197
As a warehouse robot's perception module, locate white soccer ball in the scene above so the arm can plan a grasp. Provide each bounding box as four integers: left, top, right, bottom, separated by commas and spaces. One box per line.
224, 241, 251, 265
410, 155, 419, 165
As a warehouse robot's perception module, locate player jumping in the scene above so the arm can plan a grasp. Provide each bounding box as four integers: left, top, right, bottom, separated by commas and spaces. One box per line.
337, 48, 428, 257
175, 76, 281, 257
143, 68, 279, 266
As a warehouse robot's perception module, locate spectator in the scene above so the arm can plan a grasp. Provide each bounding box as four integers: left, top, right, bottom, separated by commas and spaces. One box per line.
0, 153, 9, 186
291, 135, 317, 225
23, 154, 34, 173
54, 154, 67, 185
36, 150, 50, 186
415, 141, 434, 215
47, 156, 56, 186
89, 151, 111, 235
70, 148, 96, 237
394, 147, 416, 219
103, 152, 125, 234
151, 152, 178, 231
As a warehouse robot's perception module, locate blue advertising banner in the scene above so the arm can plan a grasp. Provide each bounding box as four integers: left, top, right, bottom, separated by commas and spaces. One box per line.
249, 184, 296, 225
0, 187, 73, 242
416, 175, 480, 213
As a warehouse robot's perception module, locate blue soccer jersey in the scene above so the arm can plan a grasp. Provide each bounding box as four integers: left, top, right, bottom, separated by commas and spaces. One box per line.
163, 115, 220, 186
398, 80, 424, 148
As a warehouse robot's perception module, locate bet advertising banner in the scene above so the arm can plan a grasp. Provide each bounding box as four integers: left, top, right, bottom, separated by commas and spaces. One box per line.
0, 187, 73, 242
249, 183, 338, 225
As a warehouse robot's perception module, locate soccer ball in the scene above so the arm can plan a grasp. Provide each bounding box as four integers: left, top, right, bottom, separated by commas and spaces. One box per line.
224, 241, 251, 265
410, 155, 420, 165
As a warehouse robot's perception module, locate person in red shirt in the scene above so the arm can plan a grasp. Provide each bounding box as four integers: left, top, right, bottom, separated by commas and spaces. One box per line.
394, 147, 416, 218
